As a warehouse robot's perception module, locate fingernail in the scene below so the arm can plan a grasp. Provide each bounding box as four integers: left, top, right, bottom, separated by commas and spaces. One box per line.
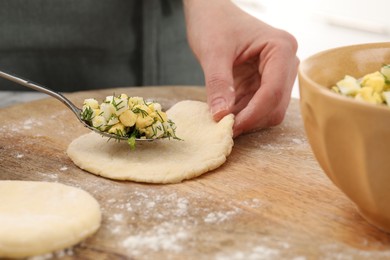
210, 97, 228, 118
233, 121, 242, 138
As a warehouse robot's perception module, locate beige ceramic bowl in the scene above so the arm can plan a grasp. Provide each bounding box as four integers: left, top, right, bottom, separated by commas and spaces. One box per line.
298, 42, 390, 233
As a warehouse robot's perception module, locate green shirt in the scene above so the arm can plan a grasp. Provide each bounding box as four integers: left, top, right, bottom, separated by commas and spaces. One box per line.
0, 0, 203, 91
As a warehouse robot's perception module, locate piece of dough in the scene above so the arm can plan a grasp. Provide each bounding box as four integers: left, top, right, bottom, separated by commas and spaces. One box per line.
0, 181, 101, 258
67, 100, 234, 183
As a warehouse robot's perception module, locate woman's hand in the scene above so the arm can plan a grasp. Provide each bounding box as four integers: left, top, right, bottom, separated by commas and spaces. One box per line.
183, 0, 299, 137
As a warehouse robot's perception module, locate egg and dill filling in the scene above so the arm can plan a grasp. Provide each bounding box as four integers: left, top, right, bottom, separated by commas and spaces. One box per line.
80, 94, 181, 149
331, 64, 390, 106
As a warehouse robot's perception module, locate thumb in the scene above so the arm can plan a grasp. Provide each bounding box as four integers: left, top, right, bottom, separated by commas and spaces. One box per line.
203, 57, 235, 121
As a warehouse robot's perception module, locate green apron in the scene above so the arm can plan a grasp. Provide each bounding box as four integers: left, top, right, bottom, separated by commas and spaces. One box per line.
0, 0, 203, 91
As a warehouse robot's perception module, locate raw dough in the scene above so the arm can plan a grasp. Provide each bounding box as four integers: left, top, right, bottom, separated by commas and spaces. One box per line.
0, 181, 101, 258
67, 100, 234, 183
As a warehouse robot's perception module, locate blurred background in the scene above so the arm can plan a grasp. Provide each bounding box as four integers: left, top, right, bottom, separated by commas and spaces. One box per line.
1, 0, 389, 106
233, 0, 390, 98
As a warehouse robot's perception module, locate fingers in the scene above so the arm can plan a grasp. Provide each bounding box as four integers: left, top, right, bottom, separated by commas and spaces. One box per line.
233, 48, 299, 137
202, 53, 236, 121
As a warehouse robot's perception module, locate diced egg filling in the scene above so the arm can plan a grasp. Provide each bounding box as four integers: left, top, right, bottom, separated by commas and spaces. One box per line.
331, 64, 390, 106
80, 94, 179, 142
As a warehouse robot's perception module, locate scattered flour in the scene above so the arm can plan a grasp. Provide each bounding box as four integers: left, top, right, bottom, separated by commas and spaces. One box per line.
59, 166, 68, 171
175, 197, 189, 217
253, 128, 308, 151
146, 201, 156, 208
320, 243, 390, 259
111, 226, 122, 234
27, 248, 74, 260
97, 188, 250, 257
49, 110, 67, 119
204, 208, 241, 224
0, 119, 48, 139
125, 202, 132, 212
19, 118, 44, 130
122, 222, 189, 254
107, 198, 117, 203
35, 172, 58, 181
240, 198, 262, 208
292, 138, 304, 145
216, 246, 280, 260
112, 213, 124, 222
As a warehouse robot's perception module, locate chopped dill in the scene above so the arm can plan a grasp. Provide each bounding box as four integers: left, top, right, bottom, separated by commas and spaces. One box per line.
132, 107, 149, 118
81, 106, 94, 121
81, 94, 181, 149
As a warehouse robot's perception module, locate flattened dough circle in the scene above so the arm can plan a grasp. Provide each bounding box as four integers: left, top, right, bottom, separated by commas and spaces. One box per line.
0, 181, 101, 258
67, 100, 234, 183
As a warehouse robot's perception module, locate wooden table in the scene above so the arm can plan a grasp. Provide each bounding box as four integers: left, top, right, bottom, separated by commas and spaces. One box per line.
1, 86, 390, 259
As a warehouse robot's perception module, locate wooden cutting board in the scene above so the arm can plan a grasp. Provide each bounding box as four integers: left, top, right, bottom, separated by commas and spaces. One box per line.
1, 86, 390, 259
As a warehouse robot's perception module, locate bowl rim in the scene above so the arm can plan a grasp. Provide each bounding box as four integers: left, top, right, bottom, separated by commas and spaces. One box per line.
298, 42, 390, 114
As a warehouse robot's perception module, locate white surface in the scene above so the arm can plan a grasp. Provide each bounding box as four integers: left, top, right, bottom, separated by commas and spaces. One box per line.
234, 0, 390, 98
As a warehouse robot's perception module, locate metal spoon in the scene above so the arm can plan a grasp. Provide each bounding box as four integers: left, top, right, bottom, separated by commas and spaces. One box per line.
0, 69, 148, 141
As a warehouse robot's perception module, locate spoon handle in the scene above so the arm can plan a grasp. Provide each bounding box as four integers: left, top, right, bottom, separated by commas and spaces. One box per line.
0, 69, 154, 141
0, 70, 82, 119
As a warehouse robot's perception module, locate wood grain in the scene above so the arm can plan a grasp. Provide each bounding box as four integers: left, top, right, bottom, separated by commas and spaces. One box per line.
1, 86, 390, 259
